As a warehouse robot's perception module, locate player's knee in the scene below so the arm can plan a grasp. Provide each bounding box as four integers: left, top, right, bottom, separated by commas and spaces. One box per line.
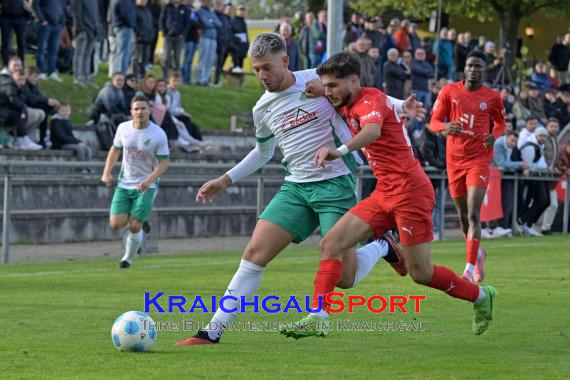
129, 219, 143, 233
242, 244, 270, 267
319, 235, 343, 259
336, 275, 355, 289
467, 209, 480, 226
109, 218, 127, 230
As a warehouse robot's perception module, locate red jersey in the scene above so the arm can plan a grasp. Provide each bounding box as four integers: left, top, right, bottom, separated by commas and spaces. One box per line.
430, 81, 506, 168
340, 87, 430, 196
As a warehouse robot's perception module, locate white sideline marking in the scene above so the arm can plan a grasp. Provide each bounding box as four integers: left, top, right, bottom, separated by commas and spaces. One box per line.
1, 255, 317, 278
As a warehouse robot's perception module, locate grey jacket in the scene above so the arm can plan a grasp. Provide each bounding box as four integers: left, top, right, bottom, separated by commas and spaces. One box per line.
71, 0, 102, 39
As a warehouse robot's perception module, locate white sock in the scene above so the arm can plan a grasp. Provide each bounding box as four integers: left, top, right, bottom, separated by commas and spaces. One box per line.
121, 230, 143, 263
206, 259, 265, 340
352, 239, 389, 288
475, 286, 486, 304
464, 263, 475, 275
309, 310, 329, 319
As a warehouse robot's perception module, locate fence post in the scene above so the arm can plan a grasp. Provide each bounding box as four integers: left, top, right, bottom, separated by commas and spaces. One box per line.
511, 175, 519, 232
256, 169, 265, 217
3, 169, 12, 264
439, 174, 446, 240
562, 176, 570, 235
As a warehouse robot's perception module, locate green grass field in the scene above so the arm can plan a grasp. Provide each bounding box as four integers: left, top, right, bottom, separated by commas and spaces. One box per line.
1, 236, 569, 379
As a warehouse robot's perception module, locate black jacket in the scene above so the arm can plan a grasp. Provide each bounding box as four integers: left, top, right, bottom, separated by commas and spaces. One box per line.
71, 0, 103, 39
21, 81, 49, 109
51, 117, 81, 148
0, 0, 28, 18
32, 0, 65, 25
109, 0, 135, 29
548, 43, 570, 72
0, 74, 26, 124
215, 11, 232, 46
383, 61, 407, 99
411, 60, 433, 92
134, 5, 154, 43
160, 3, 189, 37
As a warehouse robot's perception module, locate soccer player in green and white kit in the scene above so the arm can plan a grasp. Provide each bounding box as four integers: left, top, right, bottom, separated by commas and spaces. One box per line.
175, 33, 422, 345
101, 95, 170, 269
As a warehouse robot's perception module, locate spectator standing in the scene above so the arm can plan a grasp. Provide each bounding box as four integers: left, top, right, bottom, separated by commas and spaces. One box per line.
71, 0, 103, 86
411, 48, 433, 132
309, 9, 326, 68
548, 34, 570, 85
213, 0, 233, 87
51, 103, 93, 161
0, 0, 29, 66
279, 23, 300, 72
181, 2, 200, 85
539, 118, 560, 234
195, 0, 221, 85
132, 0, 154, 81
298, 11, 314, 69
455, 33, 471, 81
109, 0, 136, 76
383, 48, 407, 99
160, 0, 189, 79
147, 0, 162, 70
393, 19, 411, 53
230, 4, 248, 73
433, 28, 453, 80
408, 23, 421, 52
343, 12, 363, 48
33, 0, 66, 82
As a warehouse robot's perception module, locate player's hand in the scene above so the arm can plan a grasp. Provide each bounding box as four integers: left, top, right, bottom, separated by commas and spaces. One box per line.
196, 175, 231, 203
402, 93, 427, 121
444, 121, 462, 135
101, 173, 112, 187
314, 147, 341, 168
483, 133, 495, 148
137, 179, 152, 192
305, 79, 325, 98
522, 169, 530, 177
519, 162, 529, 170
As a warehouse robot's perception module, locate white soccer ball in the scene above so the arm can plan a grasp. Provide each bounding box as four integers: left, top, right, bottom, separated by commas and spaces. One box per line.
111, 311, 157, 352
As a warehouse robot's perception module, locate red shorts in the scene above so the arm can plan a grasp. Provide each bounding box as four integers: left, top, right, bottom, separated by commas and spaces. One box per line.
447, 164, 490, 199
350, 183, 435, 246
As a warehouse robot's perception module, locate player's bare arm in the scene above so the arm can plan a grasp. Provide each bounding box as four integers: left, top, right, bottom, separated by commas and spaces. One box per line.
315, 122, 380, 167
137, 159, 170, 192
402, 93, 427, 121
101, 147, 121, 187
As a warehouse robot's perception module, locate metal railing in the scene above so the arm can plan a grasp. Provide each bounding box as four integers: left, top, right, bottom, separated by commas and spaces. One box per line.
1, 161, 568, 264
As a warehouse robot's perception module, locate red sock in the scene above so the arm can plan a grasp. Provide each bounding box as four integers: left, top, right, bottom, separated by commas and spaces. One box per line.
312, 259, 343, 310
466, 239, 480, 265
429, 265, 479, 302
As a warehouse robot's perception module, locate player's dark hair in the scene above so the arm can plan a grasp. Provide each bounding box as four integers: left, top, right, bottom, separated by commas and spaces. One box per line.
316, 52, 361, 79
131, 94, 150, 106
506, 130, 519, 138
466, 50, 487, 63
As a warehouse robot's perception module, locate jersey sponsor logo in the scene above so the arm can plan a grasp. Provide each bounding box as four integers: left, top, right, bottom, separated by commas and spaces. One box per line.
361, 111, 382, 121
278, 108, 318, 133
479, 102, 488, 111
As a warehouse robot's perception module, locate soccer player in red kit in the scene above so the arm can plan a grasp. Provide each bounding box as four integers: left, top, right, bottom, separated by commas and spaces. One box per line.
281, 52, 497, 339
430, 50, 507, 282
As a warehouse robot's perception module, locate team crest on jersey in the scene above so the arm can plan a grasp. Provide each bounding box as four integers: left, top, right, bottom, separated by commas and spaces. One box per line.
479, 102, 488, 111
278, 108, 318, 133
349, 117, 359, 130
433, 100, 439, 110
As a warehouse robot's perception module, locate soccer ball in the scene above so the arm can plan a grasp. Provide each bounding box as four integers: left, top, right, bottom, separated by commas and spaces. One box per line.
111, 311, 157, 352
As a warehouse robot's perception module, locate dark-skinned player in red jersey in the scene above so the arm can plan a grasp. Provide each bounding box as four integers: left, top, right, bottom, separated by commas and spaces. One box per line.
281, 52, 497, 339
429, 50, 507, 283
